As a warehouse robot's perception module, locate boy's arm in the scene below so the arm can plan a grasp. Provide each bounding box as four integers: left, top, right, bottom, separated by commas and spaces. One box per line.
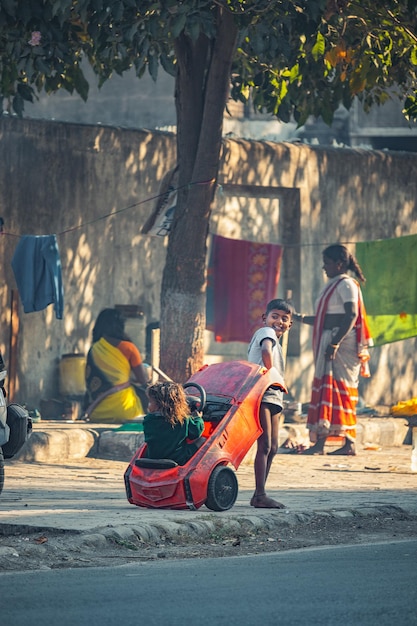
260, 338, 275, 370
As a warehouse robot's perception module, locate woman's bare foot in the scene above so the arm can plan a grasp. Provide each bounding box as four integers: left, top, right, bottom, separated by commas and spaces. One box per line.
327, 442, 356, 456
299, 443, 325, 455
250, 494, 286, 509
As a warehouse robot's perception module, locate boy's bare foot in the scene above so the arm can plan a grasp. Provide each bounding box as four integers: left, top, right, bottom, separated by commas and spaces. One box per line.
250, 494, 286, 509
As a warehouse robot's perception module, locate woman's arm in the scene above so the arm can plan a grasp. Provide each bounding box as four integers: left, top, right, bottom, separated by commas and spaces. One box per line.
325, 301, 358, 361
293, 313, 315, 326
132, 363, 150, 386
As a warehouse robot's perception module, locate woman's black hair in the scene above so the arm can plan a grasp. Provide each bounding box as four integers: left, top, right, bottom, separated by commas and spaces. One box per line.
323, 244, 366, 283
92, 308, 127, 343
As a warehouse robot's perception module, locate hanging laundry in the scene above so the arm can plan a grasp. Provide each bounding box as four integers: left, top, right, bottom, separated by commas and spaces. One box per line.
141, 166, 178, 237
11, 235, 64, 319
206, 234, 283, 343
355, 234, 417, 345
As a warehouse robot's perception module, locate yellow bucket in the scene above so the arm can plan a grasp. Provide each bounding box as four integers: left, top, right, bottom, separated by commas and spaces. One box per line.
59, 353, 86, 396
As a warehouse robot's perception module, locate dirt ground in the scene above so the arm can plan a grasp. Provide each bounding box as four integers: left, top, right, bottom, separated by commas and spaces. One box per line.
1, 507, 416, 572
1, 444, 416, 572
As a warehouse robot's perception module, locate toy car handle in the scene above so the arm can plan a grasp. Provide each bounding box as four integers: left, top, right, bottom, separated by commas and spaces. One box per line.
183, 382, 207, 412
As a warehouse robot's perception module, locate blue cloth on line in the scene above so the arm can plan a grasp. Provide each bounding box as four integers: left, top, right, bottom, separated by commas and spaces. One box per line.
11, 235, 64, 319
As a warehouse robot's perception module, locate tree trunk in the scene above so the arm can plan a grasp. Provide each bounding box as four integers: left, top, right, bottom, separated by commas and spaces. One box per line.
159, 8, 238, 382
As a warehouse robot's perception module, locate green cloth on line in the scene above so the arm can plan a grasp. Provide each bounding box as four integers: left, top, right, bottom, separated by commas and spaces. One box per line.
356, 235, 417, 345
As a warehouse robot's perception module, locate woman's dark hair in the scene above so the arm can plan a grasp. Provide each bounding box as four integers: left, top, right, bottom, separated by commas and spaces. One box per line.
323, 244, 366, 283
92, 308, 127, 343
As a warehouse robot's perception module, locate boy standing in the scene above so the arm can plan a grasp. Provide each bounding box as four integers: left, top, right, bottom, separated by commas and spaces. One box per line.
248, 298, 293, 508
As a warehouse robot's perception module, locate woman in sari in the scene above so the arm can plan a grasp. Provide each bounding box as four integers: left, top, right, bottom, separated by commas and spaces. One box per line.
294, 244, 372, 455
84, 308, 149, 423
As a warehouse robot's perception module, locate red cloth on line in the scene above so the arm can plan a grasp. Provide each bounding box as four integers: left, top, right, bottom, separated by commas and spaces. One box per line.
206, 235, 283, 343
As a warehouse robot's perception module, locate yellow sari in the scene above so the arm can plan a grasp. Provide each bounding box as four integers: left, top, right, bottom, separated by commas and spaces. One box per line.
86, 338, 144, 423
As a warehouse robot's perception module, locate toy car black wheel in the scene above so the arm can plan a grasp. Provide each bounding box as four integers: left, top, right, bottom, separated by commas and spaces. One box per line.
0, 447, 4, 496
205, 465, 238, 512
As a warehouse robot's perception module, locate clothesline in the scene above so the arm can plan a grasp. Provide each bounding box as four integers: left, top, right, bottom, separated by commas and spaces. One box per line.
0, 178, 215, 239
0, 178, 402, 248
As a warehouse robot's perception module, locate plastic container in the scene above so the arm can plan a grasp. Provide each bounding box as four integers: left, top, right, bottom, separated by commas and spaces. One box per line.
59, 354, 86, 397
411, 427, 417, 472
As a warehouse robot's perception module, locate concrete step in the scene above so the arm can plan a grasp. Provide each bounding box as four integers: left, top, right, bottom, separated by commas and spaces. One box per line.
11, 416, 411, 464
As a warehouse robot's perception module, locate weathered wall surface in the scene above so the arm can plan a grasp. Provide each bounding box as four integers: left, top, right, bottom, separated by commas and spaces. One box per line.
0, 117, 175, 404
1, 117, 416, 409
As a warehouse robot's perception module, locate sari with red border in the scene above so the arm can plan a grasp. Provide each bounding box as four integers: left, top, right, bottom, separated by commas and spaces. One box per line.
307, 277, 371, 442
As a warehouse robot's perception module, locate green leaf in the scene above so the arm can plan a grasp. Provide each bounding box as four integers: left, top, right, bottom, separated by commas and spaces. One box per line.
187, 19, 200, 42
312, 32, 325, 62
72, 66, 89, 101
171, 13, 187, 38
17, 82, 34, 102
277, 100, 291, 123
148, 54, 158, 81
320, 101, 334, 126
160, 53, 176, 77
289, 63, 300, 84
403, 94, 417, 121
278, 79, 288, 103
2, 0, 16, 18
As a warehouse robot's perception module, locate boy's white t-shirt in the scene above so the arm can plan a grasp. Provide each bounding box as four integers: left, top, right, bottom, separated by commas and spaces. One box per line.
248, 326, 285, 408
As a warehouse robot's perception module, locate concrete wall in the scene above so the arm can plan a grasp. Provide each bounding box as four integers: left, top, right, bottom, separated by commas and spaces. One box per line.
215, 138, 417, 406
1, 117, 416, 410
0, 117, 175, 404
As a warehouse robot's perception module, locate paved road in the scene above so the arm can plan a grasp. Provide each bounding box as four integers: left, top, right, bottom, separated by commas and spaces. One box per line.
1, 540, 416, 626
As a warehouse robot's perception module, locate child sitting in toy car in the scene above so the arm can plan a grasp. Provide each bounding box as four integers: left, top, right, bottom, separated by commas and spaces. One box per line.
143, 382, 205, 465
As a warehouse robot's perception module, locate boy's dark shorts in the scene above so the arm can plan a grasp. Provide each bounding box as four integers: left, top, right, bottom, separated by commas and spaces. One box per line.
261, 402, 283, 416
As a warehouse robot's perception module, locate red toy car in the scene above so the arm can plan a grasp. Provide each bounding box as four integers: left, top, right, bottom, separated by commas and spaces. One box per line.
124, 360, 287, 511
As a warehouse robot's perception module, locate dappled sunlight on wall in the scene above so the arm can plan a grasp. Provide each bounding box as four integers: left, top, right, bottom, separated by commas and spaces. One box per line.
1, 117, 416, 406
62, 232, 97, 344
212, 194, 280, 243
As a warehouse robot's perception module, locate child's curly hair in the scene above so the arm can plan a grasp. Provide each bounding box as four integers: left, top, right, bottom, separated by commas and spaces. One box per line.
147, 382, 190, 427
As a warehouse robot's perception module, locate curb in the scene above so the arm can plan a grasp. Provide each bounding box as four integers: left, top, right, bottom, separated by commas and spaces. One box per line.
38, 504, 417, 549
13, 417, 411, 464
1, 502, 415, 547
14, 428, 97, 463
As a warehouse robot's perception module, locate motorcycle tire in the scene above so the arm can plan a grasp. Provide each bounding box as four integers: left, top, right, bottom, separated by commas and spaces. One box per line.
2, 404, 31, 459
0, 447, 4, 495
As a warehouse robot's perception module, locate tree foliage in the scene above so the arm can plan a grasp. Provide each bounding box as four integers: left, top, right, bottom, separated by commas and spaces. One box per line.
1, 1, 417, 381
1, 1, 417, 121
